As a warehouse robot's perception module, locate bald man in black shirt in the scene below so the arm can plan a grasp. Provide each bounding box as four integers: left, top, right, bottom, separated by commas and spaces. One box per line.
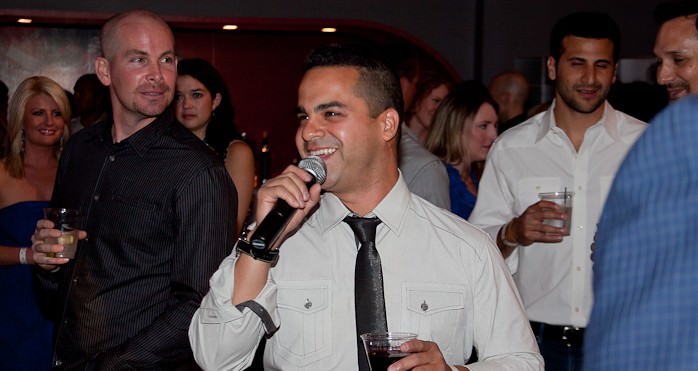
31, 10, 237, 370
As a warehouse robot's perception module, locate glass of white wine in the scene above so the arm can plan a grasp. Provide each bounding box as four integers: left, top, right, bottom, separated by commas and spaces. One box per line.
43, 208, 80, 259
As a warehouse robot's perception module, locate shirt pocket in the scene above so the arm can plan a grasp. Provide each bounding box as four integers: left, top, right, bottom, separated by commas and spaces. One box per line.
515, 177, 561, 214
401, 283, 466, 356
275, 280, 332, 366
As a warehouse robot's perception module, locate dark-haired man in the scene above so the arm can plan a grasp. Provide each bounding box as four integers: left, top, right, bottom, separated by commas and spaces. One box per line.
190, 45, 543, 370
470, 12, 646, 371
653, 0, 698, 101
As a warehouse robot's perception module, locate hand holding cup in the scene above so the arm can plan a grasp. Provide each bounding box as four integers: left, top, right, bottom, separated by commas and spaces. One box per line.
32, 208, 86, 270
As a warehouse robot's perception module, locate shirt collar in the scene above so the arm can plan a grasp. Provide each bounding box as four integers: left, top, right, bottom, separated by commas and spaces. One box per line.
312, 171, 410, 236
89, 110, 175, 156
534, 99, 621, 143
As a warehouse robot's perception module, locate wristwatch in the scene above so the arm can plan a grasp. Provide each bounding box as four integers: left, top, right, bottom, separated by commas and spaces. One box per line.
235, 224, 279, 264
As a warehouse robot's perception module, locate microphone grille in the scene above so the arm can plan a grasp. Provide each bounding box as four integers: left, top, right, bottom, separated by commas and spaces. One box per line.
298, 155, 327, 185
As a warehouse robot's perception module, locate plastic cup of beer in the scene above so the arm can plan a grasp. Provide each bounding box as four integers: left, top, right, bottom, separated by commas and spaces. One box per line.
538, 191, 574, 235
360, 332, 417, 370
43, 208, 80, 259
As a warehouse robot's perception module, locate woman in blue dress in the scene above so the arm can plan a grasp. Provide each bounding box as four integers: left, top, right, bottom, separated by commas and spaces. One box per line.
425, 81, 498, 219
0, 76, 71, 370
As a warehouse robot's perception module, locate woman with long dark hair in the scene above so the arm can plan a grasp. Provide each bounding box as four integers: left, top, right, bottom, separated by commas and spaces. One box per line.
175, 58, 254, 233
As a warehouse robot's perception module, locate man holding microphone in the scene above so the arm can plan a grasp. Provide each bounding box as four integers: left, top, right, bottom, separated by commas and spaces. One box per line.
189, 45, 542, 371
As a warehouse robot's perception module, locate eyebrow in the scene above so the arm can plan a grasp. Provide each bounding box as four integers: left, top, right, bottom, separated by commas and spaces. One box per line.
568, 56, 612, 64
296, 101, 345, 115
123, 49, 176, 58
314, 101, 345, 112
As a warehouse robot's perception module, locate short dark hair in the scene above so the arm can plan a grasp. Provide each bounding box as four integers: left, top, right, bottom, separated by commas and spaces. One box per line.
303, 44, 404, 120
654, 0, 698, 24
549, 12, 621, 63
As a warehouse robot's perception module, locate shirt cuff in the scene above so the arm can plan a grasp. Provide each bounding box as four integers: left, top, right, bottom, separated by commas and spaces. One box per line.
235, 300, 279, 335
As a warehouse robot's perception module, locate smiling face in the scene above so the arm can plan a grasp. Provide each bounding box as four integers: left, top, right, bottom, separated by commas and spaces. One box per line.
548, 36, 616, 116
295, 66, 396, 197
175, 74, 221, 139
23, 93, 65, 148
654, 15, 698, 101
462, 102, 498, 163
96, 13, 177, 125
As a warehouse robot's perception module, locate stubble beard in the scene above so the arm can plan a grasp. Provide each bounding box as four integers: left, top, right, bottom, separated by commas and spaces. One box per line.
558, 84, 607, 115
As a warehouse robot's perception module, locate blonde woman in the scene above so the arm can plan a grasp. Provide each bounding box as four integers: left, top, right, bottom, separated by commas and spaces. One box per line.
426, 81, 498, 219
0, 76, 70, 370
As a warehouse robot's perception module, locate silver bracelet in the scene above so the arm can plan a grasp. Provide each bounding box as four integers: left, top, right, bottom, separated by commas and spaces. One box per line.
499, 221, 519, 248
19, 247, 28, 265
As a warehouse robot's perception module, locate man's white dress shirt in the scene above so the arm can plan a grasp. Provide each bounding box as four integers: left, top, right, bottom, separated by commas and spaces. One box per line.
469, 100, 646, 327
190, 174, 543, 370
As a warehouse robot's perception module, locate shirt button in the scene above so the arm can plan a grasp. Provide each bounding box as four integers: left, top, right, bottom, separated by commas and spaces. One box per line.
63, 319, 68, 325
94, 194, 100, 201
577, 186, 583, 191
72, 276, 79, 283
576, 266, 581, 272
421, 300, 429, 312
108, 155, 115, 161
575, 307, 580, 313
54, 359, 63, 367
304, 299, 312, 310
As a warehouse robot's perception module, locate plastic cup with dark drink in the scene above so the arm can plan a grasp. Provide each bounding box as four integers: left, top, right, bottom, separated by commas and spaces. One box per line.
360, 332, 417, 371
43, 208, 80, 259
539, 191, 574, 236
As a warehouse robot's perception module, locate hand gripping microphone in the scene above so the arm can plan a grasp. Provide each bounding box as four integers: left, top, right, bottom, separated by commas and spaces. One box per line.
250, 155, 327, 251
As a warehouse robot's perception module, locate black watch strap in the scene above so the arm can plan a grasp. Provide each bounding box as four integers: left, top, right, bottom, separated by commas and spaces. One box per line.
235, 238, 279, 264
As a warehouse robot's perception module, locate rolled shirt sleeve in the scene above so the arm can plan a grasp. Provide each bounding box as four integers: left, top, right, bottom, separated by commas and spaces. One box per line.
189, 254, 279, 370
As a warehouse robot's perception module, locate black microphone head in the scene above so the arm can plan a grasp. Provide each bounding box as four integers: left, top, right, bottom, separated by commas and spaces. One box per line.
298, 155, 327, 185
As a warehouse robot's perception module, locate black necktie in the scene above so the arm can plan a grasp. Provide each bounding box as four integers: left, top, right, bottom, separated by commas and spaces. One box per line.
344, 215, 387, 371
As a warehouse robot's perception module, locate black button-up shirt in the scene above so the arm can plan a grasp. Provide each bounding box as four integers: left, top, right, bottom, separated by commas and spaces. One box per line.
36, 111, 237, 370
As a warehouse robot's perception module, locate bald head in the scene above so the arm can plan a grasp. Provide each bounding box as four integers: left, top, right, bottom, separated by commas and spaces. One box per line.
489, 71, 529, 121
100, 10, 174, 60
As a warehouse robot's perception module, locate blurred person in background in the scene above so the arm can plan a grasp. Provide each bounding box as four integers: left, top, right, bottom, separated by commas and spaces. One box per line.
489, 71, 530, 134
426, 81, 498, 219
406, 71, 453, 145
388, 50, 451, 209
70, 73, 109, 134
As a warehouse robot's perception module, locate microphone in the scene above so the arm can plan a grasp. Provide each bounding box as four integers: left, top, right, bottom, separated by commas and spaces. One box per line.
250, 155, 327, 251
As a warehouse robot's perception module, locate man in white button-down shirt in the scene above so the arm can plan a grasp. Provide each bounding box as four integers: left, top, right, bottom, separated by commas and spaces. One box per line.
189, 44, 543, 371
469, 12, 646, 371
